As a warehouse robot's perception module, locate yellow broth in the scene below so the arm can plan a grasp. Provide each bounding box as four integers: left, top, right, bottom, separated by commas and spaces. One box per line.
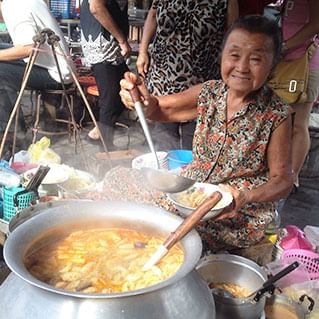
24, 227, 184, 294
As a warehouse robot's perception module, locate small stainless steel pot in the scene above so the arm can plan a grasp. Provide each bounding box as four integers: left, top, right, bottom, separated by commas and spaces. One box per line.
265, 294, 315, 319
1, 200, 215, 319
196, 254, 267, 319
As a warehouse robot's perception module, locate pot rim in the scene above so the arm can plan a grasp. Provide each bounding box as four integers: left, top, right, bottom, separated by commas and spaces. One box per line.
4, 200, 202, 299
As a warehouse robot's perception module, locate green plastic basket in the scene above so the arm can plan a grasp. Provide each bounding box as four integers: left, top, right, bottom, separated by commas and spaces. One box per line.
3, 187, 35, 222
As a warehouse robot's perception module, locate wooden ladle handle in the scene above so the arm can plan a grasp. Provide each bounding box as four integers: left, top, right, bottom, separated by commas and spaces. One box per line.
124, 72, 142, 103
164, 191, 222, 250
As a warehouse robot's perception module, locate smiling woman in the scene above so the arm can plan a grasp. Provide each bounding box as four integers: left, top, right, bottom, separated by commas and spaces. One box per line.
118, 15, 294, 254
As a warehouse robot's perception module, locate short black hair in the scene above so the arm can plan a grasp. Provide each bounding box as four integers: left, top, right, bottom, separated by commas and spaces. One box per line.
222, 15, 282, 67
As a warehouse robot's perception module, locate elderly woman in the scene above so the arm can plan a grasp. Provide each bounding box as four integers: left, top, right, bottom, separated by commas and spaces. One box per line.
116, 15, 293, 254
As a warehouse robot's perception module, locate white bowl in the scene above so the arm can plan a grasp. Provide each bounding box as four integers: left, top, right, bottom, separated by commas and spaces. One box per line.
168, 183, 233, 220
132, 152, 168, 170
23, 164, 69, 185
59, 168, 96, 193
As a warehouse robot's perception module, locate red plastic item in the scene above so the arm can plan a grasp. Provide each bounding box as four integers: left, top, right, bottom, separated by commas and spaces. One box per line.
78, 76, 96, 87
10, 162, 38, 174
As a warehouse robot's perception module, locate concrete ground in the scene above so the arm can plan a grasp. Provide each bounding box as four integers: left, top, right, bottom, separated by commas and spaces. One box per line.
279, 126, 319, 229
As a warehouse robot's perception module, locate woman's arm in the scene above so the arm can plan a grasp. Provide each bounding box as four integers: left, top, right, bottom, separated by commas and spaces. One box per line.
226, 0, 239, 29
136, 8, 157, 77
246, 116, 294, 203
284, 0, 319, 51
148, 85, 201, 122
119, 72, 201, 122
89, 0, 131, 59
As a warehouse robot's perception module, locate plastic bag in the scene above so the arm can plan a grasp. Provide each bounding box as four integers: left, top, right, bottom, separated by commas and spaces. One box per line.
265, 258, 311, 288
0, 160, 21, 188
28, 137, 61, 165
304, 226, 319, 252
9, 150, 30, 164
282, 280, 319, 317
279, 225, 313, 251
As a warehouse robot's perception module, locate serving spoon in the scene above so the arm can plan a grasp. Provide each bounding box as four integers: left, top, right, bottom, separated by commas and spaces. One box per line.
125, 74, 196, 193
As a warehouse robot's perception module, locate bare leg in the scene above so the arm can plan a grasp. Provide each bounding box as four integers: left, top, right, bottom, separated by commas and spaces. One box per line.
290, 101, 314, 185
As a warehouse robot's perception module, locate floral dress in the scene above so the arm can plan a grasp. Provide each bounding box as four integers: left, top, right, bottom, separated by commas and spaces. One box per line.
182, 80, 289, 253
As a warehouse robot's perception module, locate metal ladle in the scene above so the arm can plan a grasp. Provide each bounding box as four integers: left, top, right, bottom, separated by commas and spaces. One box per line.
126, 74, 195, 193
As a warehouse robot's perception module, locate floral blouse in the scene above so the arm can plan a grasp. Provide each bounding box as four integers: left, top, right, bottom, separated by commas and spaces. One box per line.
176, 80, 290, 252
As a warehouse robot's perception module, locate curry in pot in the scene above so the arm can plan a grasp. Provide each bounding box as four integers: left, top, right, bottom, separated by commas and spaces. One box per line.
24, 227, 184, 293
209, 282, 252, 298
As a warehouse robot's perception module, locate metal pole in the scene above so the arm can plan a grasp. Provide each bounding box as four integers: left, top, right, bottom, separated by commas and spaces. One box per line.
0, 39, 43, 159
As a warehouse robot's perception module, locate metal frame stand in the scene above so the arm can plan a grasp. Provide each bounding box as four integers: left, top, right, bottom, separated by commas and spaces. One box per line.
0, 28, 110, 162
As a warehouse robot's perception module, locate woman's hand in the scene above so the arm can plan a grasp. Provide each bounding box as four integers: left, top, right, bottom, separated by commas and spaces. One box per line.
119, 72, 157, 116
136, 51, 150, 78
213, 184, 249, 221
119, 40, 131, 60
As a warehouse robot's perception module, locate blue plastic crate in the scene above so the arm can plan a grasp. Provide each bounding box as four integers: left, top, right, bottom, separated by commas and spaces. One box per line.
50, 0, 76, 19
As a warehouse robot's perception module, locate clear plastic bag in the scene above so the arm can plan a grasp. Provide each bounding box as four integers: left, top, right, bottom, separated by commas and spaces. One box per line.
282, 280, 319, 317
265, 258, 311, 288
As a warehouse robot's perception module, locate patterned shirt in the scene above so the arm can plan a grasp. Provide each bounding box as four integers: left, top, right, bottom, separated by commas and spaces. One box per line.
182, 80, 289, 218
147, 0, 228, 95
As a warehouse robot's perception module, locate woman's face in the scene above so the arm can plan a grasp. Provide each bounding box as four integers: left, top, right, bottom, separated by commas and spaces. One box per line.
221, 29, 274, 97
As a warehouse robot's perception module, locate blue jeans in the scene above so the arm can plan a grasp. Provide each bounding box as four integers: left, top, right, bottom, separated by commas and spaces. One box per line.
0, 44, 62, 132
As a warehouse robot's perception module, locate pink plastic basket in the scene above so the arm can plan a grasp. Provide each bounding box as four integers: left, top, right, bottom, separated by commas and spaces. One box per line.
281, 249, 319, 280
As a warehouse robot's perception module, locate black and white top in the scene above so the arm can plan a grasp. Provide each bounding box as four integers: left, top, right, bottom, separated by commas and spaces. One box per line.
80, 0, 128, 65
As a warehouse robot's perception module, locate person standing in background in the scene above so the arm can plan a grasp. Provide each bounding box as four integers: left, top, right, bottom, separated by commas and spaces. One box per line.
136, 0, 239, 151
280, 0, 319, 189
80, 0, 131, 150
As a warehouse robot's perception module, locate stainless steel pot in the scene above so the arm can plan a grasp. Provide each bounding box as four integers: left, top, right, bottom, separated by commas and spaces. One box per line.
265, 294, 315, 319
0, 200, 215, 319
196, 254, 267, 319
8, 199, 85, 233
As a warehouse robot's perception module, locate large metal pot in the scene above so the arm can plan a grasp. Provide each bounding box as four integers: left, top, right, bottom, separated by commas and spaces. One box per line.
196, 254, 267, 319
0, 200, 215, 319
